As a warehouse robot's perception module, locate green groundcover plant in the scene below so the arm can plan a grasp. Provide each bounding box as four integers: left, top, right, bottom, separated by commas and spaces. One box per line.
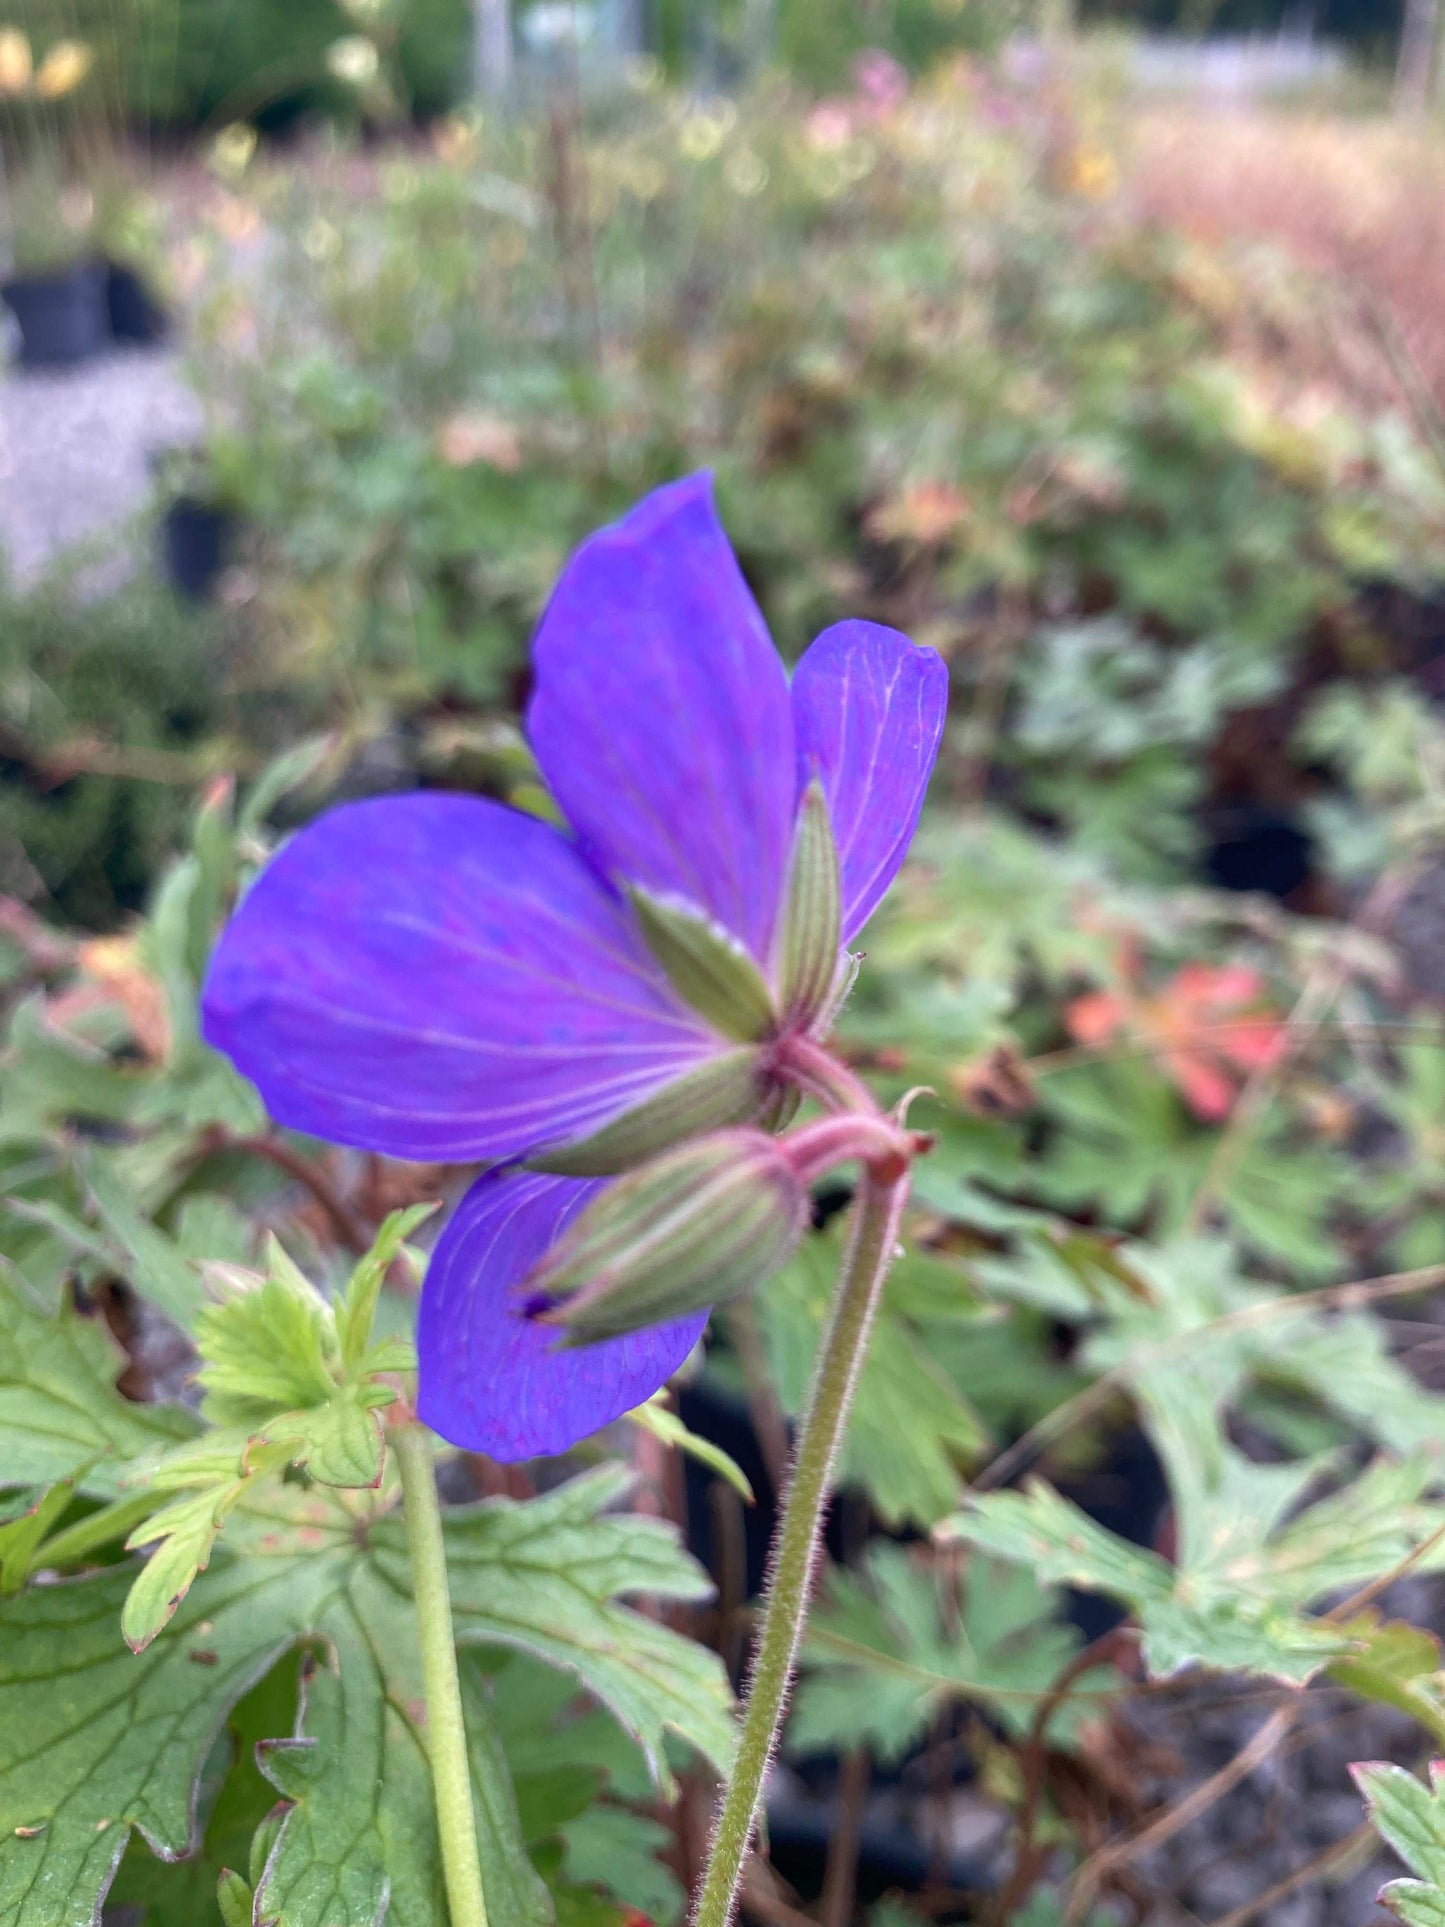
6, 473, 1445, 1927
9, 59, 1445, 1927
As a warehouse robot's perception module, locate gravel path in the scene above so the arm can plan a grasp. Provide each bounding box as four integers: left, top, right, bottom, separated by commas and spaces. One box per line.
0, 347, 199, 585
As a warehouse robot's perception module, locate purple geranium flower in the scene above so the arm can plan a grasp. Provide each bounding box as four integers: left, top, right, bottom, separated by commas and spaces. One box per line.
202, 474, 947, 1460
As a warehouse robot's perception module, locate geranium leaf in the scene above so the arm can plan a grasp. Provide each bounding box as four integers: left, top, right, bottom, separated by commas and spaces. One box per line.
79, 1149, 206, 1330
1332, 1617, 1445, 1751
252, 1385, 388, 1489
943, 1395, 1445, 1685
434, 1463, 734, 1790
196, 1239, 339, 1426
0, 1530, 322, 1927
0, 1265, 198, 1496
121, 1484, 240, 1651
560, 1806, 684, 1925
0, 1465, 728, 1927
334, 1202, 436, 1370
792, 1544, 1098, 1764
761, 1230, 984, 1530
629, 1393, 755, 1505
1354, 1762, 1445, 1927
254, 1561, 553, 1927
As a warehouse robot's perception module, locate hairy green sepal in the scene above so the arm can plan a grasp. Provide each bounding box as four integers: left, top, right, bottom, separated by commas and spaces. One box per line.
533, 1130, 809, 1344
775, 778, 842, 1028
529, 1048, 769, 1176
629, 885, 776, 1042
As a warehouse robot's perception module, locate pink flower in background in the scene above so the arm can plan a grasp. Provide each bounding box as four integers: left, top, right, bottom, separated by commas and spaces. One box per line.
1067, 959, 1286, 1123
853, 48, 908, 117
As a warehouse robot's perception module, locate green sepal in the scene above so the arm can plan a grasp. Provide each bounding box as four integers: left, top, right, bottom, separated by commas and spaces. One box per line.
629, 885, 776, 1042
775, 778, 842, 1028
534, 1130, 809, 1345
528, 1048, 769, 1176
759, 1080, 803, 1135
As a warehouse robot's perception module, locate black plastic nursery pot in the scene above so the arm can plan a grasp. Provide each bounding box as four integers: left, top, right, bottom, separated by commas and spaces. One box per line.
161, 496, 234, 603
764, 1783, 984, 1916
2, 259, 111, 369
1203, 802, 1314, 901
105, 262, 169, 346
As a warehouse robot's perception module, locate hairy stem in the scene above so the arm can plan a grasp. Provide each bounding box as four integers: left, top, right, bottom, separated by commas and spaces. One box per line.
691, 1170, 909, 1927
393, 1423, 489, 1927
774, 1031, 881, 1117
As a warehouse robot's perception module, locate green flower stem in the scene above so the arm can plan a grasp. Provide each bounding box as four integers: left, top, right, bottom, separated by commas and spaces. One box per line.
393, 1422, 490, 1927
692, 1168, 910, 1927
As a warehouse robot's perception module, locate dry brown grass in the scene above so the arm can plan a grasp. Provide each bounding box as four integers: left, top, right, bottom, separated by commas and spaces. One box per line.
1123, 105, 1445, 415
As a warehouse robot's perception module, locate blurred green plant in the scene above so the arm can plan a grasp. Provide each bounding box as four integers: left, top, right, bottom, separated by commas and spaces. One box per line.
7, 57, 1445, 1927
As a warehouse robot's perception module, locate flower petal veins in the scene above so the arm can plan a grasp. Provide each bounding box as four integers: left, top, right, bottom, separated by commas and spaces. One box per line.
202, 793, 723, 1162
416, 1166, 708, 1460
791, 619, 950, 942
201, 478, 948, 1459
528, 473, 796, 966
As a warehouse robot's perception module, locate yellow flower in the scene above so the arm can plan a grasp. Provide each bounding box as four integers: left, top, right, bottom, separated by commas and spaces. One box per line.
1063, 142, 1117, 201
33, 37, 93, 99
0, 27, 33, 94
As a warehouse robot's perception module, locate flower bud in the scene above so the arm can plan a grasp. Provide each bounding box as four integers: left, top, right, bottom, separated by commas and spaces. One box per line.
527, 1129, 808, 1345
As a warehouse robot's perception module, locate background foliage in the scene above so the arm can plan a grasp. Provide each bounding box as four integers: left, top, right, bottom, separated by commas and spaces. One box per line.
6, 29, 1445, 1927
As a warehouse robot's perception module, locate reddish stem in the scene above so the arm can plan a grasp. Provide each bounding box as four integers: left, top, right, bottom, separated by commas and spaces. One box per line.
771, 1032, 881, 1117
781, 1112, 923, 1186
